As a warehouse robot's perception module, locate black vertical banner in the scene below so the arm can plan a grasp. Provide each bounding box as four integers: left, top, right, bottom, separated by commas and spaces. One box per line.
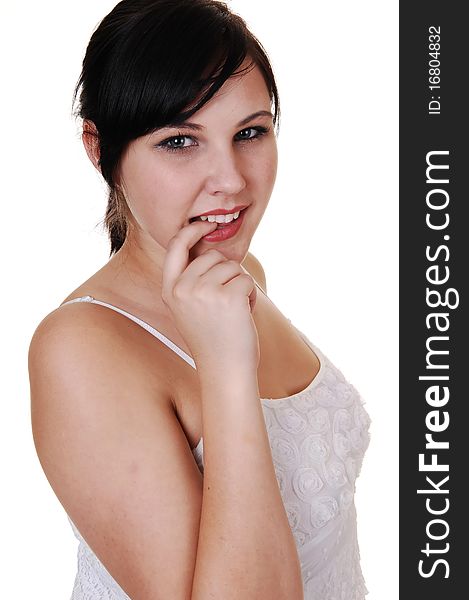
400, 2, 467, 597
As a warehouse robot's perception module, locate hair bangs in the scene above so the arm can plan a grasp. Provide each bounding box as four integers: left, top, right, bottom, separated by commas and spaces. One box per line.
72, 0, 281, 255
92, 7, 257, 142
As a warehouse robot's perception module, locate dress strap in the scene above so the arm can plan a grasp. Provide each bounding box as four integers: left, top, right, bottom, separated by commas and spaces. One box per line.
59, 296, 196, 369
60, 280, 268, 370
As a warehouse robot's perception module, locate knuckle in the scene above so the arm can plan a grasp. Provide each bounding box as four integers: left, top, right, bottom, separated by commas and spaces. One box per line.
206, 249, 225, 260
172, 281, 186, 300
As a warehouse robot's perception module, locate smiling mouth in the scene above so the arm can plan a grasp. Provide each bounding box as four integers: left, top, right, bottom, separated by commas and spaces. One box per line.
188, 206, 249, 225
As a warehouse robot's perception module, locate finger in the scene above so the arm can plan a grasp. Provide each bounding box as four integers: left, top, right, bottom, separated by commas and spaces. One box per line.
249, 281, 257, 312
162, 220, 218, 301
182, 249, 232, 281
196, 259, 244, 287
223, 273, 257, 311
238, 264, 258, 310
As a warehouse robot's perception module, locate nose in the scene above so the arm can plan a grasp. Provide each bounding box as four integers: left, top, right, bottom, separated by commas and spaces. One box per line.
204, 146, 247, 197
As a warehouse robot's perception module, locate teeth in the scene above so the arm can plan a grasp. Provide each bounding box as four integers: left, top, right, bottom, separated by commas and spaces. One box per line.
199, 210, 241, 223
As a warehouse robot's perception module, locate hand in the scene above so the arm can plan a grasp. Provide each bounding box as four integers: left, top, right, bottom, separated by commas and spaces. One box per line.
162, 220, 260, 373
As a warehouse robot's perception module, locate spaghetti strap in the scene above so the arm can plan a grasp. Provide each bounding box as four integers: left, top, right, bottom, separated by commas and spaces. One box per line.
59, 282, 277, 370
59, 295, 196, 369
60, 280, 266, 369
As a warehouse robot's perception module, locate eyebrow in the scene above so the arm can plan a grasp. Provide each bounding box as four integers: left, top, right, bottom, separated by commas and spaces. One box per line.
155, 110, 274, 133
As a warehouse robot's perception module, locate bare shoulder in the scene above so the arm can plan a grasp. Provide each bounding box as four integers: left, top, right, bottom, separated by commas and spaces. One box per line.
28, 301, 174, 436
242, 251, 267, 293
28, 297, 190, 449
28, 302, 204, 598
29, 301, 170, 383
29, 302, 147, 387
29, 300, 119, 353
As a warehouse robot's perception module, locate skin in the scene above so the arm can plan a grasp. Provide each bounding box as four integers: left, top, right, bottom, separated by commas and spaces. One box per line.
32, 60, 309, 597
28, 55, 318, 600
75, 57, 320, 401
82, 58, 278, 316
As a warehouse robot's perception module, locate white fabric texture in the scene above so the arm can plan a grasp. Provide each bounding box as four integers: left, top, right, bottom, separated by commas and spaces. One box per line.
60, 294, 371, 599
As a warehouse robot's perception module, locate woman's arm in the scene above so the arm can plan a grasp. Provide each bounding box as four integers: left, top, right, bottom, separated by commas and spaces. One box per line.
190, 255, 303, 598
29, 300, 303, 599
29, 307, 205, 600
191, 361, 304, 599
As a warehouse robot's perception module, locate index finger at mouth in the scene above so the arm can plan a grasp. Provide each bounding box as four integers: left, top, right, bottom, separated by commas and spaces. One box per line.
162, 220, 218, 297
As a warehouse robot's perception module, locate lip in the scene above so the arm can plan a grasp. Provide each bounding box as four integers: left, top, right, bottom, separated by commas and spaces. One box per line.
201, 205, 248, 243
190, 204, 249, 221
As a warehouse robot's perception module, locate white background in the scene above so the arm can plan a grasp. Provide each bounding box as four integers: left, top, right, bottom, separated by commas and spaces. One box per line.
0, 0, 398, 597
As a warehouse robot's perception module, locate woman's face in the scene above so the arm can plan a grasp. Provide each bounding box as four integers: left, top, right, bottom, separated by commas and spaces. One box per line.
117, 60, 278, 265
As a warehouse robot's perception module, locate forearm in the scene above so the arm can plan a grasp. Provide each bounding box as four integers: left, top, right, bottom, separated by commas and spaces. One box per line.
191, 366, 304, 600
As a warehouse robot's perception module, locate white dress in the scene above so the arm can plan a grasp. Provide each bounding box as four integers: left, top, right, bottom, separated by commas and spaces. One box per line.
59, 293, 371, 599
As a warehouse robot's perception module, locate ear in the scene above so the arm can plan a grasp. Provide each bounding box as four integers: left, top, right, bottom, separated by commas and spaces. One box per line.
82, 119, 101, 172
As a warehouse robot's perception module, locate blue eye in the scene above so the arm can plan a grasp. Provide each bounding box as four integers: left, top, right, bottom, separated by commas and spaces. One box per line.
156, 126, 270, 154
159, 133, 195, 152
235, 126, 270, 141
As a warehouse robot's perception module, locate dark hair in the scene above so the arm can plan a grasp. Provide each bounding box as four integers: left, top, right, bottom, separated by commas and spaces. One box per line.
72, 0, 281, 256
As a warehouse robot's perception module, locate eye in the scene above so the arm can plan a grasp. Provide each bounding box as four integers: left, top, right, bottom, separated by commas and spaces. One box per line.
157, 133, 196, 153
155, 125, 271, 154
235, 126, 270, 142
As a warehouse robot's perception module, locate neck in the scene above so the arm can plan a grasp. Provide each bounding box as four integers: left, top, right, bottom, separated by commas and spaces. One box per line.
106, 234, 167, 307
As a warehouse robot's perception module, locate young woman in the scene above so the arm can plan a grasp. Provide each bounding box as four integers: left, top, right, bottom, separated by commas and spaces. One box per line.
28, 1, 371, 598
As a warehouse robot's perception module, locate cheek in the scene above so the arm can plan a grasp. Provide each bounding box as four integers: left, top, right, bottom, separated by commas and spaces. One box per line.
124, 162, 201, 244
267, 150, 278, 188
250, 145, 278, 192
